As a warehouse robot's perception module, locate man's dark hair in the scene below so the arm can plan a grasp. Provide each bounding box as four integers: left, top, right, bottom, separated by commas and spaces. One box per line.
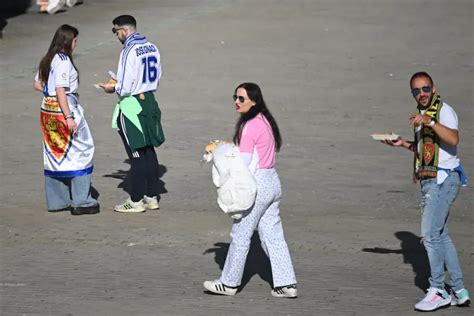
410, 71, 434, 88
113, 15, 137, 28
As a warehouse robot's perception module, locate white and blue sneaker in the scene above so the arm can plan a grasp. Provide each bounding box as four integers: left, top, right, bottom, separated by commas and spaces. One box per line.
451, 288, 471, 307
414, 287, 451, 311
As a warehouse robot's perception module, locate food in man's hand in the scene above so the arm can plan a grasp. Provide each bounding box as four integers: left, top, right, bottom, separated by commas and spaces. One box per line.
370, 133, 400, 141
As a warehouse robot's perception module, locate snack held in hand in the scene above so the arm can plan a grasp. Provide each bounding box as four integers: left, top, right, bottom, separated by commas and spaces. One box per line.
370, 132, 400, 141
94, 78, 117, 89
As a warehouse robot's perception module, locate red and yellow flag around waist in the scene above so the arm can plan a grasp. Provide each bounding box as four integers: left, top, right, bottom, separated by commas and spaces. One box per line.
40, 96, 72, 164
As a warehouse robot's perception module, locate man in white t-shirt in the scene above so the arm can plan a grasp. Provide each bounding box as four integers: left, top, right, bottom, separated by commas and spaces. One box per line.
382, 72, 470, 312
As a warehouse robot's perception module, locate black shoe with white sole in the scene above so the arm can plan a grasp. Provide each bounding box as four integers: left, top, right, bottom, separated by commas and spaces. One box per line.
71, 204, 100, 215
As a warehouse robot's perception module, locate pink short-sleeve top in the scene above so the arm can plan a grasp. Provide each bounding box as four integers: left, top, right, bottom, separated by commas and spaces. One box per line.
239, 113, 276, 169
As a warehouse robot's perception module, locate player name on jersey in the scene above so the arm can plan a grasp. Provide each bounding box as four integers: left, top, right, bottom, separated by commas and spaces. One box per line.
135, 44, 157, 57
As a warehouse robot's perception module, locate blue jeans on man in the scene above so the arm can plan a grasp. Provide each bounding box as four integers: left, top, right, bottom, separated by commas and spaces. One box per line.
420, 171, 464, 291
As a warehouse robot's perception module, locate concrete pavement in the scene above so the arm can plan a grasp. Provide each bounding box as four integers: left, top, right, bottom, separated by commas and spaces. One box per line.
0, 0, 472, 315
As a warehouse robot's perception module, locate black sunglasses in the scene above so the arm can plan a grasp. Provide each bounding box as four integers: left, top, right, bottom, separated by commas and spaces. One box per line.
411, 85, 431, 97
112, 27, 125, 34
233, 95, 246, 103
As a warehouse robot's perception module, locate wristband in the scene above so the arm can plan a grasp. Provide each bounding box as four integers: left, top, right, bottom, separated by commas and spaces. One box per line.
64, 113, 75, 119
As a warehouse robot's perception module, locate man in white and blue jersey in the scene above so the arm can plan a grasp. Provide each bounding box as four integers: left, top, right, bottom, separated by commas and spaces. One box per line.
100, 15, 165, 213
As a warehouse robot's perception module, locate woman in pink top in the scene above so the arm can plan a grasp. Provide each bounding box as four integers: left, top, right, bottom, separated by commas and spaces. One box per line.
204, 83, 297, 298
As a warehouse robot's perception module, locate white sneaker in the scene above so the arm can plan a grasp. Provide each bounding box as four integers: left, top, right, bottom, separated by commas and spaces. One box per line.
451, 288, 471, 306
203, 279, 237, 296
114, 198, 146, 213
46, 0, 66, 14
271, 284, 298, 298
143, 195, 159, 210
414, 287, 451, 311
65, 0, 78, 7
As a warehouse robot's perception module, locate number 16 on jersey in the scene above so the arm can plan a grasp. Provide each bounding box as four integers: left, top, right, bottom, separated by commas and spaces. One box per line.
141, 56, 158, 83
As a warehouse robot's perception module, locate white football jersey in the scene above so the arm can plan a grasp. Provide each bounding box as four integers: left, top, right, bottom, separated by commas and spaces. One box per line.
39, 53, 78, 96
115, 32, 162, 97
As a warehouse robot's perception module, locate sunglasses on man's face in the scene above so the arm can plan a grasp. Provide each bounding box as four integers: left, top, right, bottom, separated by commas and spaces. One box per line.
112, 27, 125, 34
411, 85, 431, 97
233, 95, 246, 103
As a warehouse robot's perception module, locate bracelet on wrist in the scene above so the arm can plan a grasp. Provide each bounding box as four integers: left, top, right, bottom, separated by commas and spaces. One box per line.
64, 113, 74, 119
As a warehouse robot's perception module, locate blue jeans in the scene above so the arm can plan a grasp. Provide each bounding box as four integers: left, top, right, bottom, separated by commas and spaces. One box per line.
420, 171, 464, 291
45, 174, 98, 210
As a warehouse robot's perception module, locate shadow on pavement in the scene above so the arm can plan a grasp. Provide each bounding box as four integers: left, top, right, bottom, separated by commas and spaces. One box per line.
91, 185, 100, 200
362, 231, 430, 291
203, 232, 273, 292
103, 159, 168, 199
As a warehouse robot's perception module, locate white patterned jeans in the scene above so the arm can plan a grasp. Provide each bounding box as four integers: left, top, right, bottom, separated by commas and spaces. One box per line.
220, 168, 297, 288
420, 171, 464, 291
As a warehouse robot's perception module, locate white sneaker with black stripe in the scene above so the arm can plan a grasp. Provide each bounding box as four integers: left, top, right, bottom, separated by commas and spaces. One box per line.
114, 198, 146, 213
203, 279, 237, 296
271, 284, 298, 298
143, 195, 159, 210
